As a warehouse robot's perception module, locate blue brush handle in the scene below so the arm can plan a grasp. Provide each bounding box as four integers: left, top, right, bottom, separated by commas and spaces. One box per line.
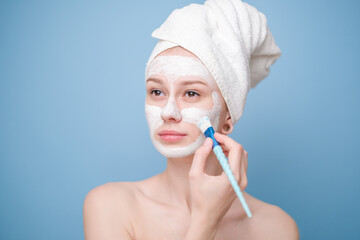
204, 126, 252, 218
213, 145, 252, 218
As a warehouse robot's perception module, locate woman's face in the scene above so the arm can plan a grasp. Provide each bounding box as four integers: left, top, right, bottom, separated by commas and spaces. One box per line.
145, 48, 227, 158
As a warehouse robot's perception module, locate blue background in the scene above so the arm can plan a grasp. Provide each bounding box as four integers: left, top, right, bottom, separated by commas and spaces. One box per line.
1, 0, 359, 239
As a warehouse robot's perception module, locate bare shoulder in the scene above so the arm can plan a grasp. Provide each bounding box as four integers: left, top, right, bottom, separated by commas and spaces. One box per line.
83, 182, 138, 240
84, 182, 137, 205
248, 196, 299, 240
258, 204, 299, 240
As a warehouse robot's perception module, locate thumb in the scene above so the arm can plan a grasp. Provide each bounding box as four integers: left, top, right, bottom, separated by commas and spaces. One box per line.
189, 137, 213, 178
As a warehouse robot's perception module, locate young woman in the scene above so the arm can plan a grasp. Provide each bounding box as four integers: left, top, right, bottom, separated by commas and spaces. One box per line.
84, 0, 299, 239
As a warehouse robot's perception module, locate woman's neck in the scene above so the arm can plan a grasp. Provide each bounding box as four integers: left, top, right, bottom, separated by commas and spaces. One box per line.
159, 151, 222, 212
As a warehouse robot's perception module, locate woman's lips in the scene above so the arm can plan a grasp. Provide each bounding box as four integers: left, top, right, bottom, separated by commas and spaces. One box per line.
158, 130, 186, 142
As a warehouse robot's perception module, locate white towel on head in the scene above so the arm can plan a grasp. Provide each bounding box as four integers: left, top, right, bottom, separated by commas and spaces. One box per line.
145, 0, 281, 124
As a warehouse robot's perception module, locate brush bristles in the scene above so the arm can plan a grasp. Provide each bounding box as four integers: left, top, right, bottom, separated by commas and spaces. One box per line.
197, 116, 213, 133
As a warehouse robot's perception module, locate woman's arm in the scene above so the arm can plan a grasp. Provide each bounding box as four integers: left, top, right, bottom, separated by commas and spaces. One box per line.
184, 212, 221, 240
83, 183, 134, 240
184, 133, 248, 240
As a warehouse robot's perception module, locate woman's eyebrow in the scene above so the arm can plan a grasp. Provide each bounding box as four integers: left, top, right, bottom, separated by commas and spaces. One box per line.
146, 78, 163, 84
180, 80, 208, 86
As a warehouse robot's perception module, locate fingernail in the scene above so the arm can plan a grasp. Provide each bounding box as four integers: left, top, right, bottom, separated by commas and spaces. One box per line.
205, 138, 211, 146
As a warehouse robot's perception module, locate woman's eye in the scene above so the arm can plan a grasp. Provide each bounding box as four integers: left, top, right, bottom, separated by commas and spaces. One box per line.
150, 89, 164, 96
185, 91, 200, 97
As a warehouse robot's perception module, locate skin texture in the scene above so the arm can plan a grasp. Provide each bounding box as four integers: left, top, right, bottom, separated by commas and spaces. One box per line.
83, 47, 300, 240
145, 55, 223, 158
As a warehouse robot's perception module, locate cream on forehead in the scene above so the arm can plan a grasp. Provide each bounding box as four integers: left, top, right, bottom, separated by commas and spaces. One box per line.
146, 55, 217, 90
145, 55, 222, 158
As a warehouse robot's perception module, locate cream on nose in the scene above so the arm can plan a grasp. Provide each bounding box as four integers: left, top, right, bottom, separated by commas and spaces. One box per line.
161, 96, 182, 121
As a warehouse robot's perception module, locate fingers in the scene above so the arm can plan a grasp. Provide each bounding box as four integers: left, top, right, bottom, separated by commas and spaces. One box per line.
219, 143, 229, 157
245, 151, 248, 171
189, 138, 213, 178
214, 132, 239, 150
215, 133, 248, 191
215, 133, 242, 180
240, 151, 248, 191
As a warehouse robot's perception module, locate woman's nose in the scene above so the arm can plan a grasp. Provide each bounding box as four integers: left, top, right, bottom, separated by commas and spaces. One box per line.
161, 97, 182, 122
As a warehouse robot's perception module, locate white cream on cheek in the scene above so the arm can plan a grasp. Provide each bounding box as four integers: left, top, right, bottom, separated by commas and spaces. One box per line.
145, 55, 222, 158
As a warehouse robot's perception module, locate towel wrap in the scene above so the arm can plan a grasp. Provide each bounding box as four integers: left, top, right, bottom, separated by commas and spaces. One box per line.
145, 0, 281, 124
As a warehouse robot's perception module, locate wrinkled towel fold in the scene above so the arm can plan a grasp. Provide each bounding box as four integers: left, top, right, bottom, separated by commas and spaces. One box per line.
146, 0, 281, 124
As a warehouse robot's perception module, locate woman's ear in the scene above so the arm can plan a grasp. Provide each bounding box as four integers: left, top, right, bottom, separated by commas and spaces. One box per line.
220, 112, 233, 135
